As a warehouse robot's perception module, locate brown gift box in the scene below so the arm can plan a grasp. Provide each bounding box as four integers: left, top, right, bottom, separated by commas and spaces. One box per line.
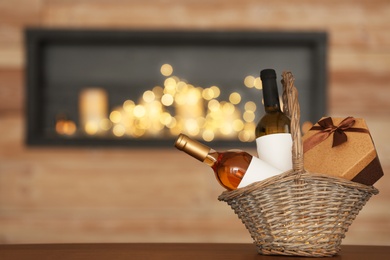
302, 116, 384, 186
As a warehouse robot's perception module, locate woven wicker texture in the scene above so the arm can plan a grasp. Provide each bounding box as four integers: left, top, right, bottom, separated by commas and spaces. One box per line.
218, 71, 379, 257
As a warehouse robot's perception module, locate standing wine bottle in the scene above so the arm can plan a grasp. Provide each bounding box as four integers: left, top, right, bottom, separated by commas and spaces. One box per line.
255, 69, 292, 172
174, 133, 282, 190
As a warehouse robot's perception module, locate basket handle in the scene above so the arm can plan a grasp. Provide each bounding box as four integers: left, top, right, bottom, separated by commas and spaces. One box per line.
281, 71, 304, 174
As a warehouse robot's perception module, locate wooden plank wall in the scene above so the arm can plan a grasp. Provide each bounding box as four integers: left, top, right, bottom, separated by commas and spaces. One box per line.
1, 0, 389, 245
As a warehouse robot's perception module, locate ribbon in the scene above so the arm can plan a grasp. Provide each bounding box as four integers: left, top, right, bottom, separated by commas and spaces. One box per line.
303, 116, 370, 153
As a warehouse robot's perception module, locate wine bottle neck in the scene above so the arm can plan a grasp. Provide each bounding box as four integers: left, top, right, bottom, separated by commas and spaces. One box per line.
262, 78, 281, 113
264, 103, 282, 113
175, 134, 212, 162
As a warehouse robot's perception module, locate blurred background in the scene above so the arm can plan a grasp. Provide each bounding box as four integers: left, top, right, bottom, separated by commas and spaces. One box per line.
0, 0, 389, 245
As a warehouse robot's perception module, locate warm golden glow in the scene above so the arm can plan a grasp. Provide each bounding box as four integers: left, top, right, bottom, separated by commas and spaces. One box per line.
210, 86, 220, 98
143, 90, 155, 103
56, 118, 76, 136
100, 118, 112, 131
238, 130, 251, 142
187, 88, 201, 105
85, 121, 99, 135
222, 102, 235, 115
244, 75, 255, 88
133, 105, 146, 118
238, 122, 256, 142
79, 88, 108, 136
160, 63, 173, 76
243, 111, 255, 122
232, 119, 244, 132
176, 81, 187, 92
220, 122, 233, 136
74, 65, 261, 142
109, 110, 122, 124
185, 118, 200, 136
202, 88, 214, 100
161, 93, 174, 106
160, 112, 173, 126
208, 99, 220, 112
254, 77, 262, 89
164, 77, 177, 94
166, 116, 177, 129
202, 129, 215, 142
152, 86, 164, 98
113, 124, 126, 137
229, 92, 241, 105
244, 101, 257, 112
123, 100, 135, 112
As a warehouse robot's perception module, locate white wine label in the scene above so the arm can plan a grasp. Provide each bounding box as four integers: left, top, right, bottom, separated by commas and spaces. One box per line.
256, 133, 293, 172
237, 157, 282, 189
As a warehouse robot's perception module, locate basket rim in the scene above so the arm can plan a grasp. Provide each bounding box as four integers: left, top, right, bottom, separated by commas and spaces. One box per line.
218, 169, 379, 201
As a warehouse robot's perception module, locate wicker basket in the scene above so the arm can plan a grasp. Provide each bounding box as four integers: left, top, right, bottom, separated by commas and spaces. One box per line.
218, 71, 379, 257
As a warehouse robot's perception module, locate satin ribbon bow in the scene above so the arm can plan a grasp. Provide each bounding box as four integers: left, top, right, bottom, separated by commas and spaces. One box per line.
303, 116, 369, 153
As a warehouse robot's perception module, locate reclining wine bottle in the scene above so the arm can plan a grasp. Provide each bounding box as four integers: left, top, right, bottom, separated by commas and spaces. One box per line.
174, 133, 282, 190
255, 69, 292, 172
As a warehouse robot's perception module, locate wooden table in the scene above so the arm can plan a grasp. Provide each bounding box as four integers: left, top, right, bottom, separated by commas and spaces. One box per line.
1, 243, 389, 260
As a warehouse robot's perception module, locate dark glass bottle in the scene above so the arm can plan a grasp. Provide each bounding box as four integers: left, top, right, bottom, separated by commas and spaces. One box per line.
255, 69, 291, 137
255, 69, 292, 172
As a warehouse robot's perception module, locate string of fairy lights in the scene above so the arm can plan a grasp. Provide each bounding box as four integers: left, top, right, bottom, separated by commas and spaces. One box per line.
56, 63, 275, 142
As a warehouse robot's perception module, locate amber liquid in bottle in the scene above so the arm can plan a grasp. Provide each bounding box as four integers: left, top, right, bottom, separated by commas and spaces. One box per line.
175, 134, 252, 190
205, 150, 252, 190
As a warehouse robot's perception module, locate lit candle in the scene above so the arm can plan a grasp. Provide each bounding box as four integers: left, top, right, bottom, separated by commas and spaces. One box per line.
79, 88, 108, 136
55, 114, 76, 136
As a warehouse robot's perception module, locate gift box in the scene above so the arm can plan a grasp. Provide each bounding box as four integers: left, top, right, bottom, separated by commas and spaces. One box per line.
302, 116, 384, 186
